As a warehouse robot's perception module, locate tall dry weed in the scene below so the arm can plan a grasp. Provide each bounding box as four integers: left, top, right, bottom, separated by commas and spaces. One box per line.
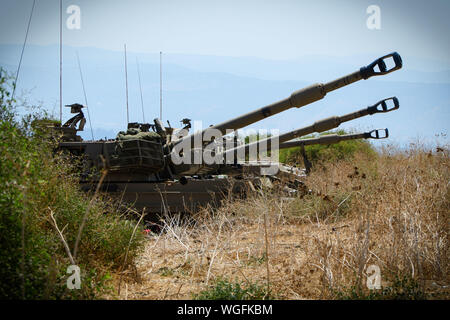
123, 144, 448, 300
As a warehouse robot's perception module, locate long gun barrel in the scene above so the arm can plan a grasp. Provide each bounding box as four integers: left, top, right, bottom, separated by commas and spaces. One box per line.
170, 52, 402, 150
220, 97, 399, 159
278, 128, 389, 149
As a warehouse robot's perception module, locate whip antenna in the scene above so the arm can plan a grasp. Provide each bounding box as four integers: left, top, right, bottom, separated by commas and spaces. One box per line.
76, 51, 94, 140
12, 0, 35, 101
124, 44, 129, 125
59, 0, 63, 124
160, 51, 162, 120
136, 57, 145, 123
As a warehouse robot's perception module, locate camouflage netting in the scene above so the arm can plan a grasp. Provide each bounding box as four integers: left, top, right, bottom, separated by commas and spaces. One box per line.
116, 128, 161, 142
109, 128, 165, 172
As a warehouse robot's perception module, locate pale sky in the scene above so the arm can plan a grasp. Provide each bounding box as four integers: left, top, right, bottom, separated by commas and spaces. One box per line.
1, 0, 449, 62
0, 0, 448, 145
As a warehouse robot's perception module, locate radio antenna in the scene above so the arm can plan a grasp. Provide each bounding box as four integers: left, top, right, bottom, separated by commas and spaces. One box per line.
160, 51, 162, 120
12, 0, 35, 101
76, 51, 94, 140
136, 57, 145, 123
59, 0, 63, 124
124, 44, 129, 125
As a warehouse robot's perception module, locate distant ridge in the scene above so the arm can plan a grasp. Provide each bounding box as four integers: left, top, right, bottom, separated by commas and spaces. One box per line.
0, 44, 448, 146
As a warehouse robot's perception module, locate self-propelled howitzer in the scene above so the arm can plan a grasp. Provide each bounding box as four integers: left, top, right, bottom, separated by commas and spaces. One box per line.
173, 97, 399, 176
214, 128, 390, 185
215, 97, 399, 162
55, 53, 402, 213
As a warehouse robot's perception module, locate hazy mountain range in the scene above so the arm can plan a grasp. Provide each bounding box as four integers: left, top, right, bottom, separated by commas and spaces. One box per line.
1, 44, 448, 147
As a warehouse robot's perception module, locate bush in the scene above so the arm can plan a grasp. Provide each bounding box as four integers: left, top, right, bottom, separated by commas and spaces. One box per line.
279, 130, 376, 166
335, 274, 428, 300
0, 68, 145, 299
193, 278, 275, 300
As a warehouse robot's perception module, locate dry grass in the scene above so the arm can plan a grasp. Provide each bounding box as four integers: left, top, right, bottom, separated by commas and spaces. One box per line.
119, 144, 449, 300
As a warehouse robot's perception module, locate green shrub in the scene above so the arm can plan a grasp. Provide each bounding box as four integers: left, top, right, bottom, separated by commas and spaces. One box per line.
279, 130, 376, 166
0, 68, 145, 299
335, 274, 428, 300
193, 278, 275, 300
